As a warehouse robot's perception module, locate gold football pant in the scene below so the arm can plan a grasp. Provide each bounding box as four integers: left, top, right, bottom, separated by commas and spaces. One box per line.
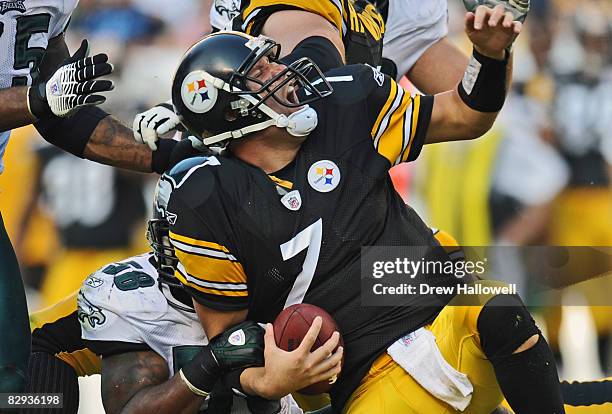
345, 282, 505, 414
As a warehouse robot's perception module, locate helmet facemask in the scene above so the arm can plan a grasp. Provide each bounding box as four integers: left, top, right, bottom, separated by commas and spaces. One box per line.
174, 33, 333, 147
228, 37, 331, 110
146, 218, 180, 288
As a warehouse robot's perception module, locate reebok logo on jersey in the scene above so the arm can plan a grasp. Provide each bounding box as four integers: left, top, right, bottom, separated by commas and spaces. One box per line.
85, 276, 104, 289
369, 65, 384, 87
228, 329, 246, 346
166, 211, 177, 225
0, 1, 26, 14
308, 160, 341, 193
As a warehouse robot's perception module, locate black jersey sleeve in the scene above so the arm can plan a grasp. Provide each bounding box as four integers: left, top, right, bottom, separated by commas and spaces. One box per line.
167, 166, 249, 312
358, 65, 434, 165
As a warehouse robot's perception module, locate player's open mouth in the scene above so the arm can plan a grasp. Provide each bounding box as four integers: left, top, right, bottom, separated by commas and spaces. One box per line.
286, 85, 299, 105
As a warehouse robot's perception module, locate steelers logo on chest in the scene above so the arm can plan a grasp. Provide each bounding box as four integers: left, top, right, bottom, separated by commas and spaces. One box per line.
307, 160, 341, 193
181, 70, 218, 113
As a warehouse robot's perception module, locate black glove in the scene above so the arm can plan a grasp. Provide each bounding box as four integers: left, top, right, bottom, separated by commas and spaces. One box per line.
28, 39, 114, 118
462, 0, 529, 23
180, 321, 265, 395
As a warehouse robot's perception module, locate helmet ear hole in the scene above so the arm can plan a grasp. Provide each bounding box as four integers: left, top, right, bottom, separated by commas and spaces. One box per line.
225, 108, 238, 122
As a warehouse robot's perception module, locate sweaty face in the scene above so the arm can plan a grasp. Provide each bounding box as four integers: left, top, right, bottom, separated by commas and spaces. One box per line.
245, 56, 302, 116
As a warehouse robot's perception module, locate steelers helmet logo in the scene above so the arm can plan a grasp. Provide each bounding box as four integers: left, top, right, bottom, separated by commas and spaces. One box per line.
308, 160, 341, 193
181, 70, 218, 113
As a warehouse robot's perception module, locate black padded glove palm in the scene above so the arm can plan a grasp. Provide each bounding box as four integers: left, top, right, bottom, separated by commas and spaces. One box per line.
181, 321, 265, 395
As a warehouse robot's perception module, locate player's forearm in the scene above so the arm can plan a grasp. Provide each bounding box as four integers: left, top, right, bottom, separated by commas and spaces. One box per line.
426, 48, 512, 143
408, 38, 469, 94
451, 50, 514, 140
0, 86, 36, 132
240, 366, 275, 398
83, 115, 153, 172
120, 374, 203, 414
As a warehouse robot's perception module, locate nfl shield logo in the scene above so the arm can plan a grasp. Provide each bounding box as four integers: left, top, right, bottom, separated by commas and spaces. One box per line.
281, 190, 302, 211
228, 329, 246, 346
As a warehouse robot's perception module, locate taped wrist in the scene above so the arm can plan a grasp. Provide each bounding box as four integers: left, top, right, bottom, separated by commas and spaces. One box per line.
27, 83, 53, 119
34, 106, 109, 158
180, 346, 222, 395
458, 48, 509, 113
151, 139, 179, 174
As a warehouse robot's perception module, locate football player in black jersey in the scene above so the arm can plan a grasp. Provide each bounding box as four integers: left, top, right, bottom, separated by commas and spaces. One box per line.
163, 5, 566, 414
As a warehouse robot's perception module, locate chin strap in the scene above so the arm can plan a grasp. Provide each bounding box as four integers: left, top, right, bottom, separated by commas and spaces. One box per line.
201, 101, 318, 146
274, 105, 318, 137
199, 73, 318, 146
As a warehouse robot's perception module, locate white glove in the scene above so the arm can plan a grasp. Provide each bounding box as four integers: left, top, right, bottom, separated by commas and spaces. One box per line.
133, 101, 182, 150
28, 39, 114, 118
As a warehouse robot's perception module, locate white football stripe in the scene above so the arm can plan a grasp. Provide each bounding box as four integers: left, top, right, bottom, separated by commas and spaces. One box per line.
171, 239, 237, 261
177, 263, 247, 290
374, 86, 405, 148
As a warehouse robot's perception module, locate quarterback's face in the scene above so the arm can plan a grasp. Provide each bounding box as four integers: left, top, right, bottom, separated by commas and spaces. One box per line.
246, 56, 301, 115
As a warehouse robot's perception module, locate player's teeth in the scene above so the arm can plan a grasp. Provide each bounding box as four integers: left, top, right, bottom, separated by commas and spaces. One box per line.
287, 86, 295, 94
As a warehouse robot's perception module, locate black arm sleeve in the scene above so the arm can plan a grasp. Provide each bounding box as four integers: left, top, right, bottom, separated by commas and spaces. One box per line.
34, 106, 110, 158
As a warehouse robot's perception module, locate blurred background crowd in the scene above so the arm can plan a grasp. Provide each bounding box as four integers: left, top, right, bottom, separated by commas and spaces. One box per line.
0, 0, 610, 411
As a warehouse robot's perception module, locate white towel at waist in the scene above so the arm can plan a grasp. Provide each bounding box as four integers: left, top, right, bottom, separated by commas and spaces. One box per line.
387, 327, 473, 411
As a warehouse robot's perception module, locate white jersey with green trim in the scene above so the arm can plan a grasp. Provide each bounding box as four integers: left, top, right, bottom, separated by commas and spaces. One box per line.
0, 0, 78, 173
78, 252, 302, 414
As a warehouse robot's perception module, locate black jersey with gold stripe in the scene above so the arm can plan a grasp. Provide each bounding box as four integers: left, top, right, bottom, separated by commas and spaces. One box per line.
232, 0, 385, 66
166, 64, 458, 411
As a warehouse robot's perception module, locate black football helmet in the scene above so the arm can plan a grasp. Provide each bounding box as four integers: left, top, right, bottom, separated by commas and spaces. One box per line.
147, 174, 198, 312
171, 31, 333, 147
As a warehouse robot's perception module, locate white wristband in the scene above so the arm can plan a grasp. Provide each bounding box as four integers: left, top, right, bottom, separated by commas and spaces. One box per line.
179, 369, 211, 397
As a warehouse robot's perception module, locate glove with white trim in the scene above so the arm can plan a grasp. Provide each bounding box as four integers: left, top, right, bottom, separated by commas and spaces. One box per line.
180, 321, 265, 395
133, 101, 182, 150
28, 39, 114, 118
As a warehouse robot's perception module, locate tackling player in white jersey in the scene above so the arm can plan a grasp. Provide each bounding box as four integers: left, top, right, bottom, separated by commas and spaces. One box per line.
77, 252, 302, 414
0, 0, 206, 391
0, 0, 116, 391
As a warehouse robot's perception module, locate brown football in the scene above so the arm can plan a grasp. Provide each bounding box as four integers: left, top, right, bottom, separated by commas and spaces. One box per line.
273, 303, 344, 395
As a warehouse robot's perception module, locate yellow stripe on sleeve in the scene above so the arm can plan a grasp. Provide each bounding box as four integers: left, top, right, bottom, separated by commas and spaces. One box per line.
376, 91, 412, 165
170, 232, 231, 254
174, 249, 247, 285
174, 268, 249, 298
371, 80, 397, 138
